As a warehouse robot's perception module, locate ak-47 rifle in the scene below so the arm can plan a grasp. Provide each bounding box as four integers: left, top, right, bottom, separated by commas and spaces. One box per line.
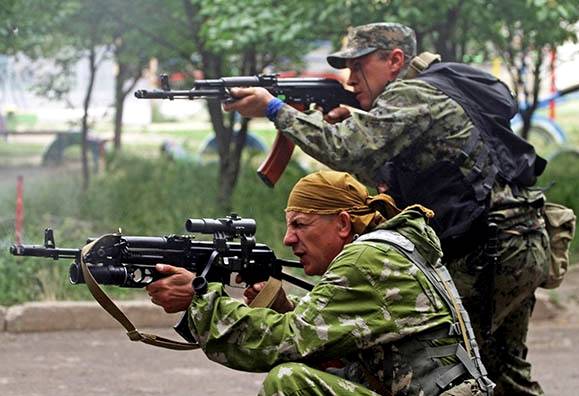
10, 214, 312, 349
134, 74, 360, 187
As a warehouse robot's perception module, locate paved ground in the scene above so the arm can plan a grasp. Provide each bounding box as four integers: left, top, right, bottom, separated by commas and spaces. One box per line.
527, 317, 579, 395
0, 312, 577, 396
0, 328, 266, 396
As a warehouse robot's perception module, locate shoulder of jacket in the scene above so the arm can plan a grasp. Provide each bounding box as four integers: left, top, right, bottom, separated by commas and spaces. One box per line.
381, 79, 446, 100
354, 229, 415, 254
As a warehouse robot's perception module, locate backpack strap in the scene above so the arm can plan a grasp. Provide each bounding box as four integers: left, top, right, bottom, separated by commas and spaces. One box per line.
405, 51, 442, 79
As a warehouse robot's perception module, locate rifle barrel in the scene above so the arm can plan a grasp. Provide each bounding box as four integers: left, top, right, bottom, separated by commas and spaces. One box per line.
10, 244, 79, 259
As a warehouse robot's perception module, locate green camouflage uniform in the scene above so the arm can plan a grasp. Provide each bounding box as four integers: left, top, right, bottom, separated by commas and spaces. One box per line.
446, 183, 548, 396
273, 79, 547, 395
187, 209, 481, 395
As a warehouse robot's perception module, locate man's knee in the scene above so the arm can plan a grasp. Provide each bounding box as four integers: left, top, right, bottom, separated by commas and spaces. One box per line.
266, 362, 306, 381
261, 362, 313, 394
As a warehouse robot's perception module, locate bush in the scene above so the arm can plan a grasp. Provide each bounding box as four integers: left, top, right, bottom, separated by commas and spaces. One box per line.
0, 154, 306, 305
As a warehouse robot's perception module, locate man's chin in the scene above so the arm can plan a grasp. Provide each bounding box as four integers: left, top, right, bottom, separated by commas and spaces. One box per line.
361, 101, 372, 111
356, 95, 370, 110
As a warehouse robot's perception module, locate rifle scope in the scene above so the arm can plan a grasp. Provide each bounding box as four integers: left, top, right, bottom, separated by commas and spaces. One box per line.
185, 215, 256, 236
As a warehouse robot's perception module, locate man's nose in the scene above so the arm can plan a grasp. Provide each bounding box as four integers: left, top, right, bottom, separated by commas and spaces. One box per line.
283, 229, 297, 246
346, 70, 357, 86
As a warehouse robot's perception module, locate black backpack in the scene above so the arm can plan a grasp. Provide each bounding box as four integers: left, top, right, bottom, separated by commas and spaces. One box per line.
377, 59, 546, 256
416, 62, 546, 186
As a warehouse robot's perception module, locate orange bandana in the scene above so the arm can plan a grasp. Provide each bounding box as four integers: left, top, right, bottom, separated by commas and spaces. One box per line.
286, 171, 404, 235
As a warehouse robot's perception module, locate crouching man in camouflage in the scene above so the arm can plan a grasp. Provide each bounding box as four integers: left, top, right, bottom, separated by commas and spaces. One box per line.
146, 171, 493, 396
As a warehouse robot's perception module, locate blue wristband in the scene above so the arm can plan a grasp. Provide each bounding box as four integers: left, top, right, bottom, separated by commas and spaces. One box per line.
266, 98, 284, 121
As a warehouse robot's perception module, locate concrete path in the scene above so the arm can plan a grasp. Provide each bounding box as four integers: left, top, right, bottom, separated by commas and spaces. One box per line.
0, 320, 577, 396
0, 328, 265, 396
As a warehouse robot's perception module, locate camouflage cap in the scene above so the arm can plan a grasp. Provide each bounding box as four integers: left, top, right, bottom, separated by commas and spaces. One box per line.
327, 23, 417, 69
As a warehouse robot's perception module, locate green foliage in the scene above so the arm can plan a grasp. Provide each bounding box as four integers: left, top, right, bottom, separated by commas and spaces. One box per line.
0, 155, 306, 305
480, 0, 579, 140
538, 149, 579, 259
82, 155, 221, 234
82, 153, 305, 253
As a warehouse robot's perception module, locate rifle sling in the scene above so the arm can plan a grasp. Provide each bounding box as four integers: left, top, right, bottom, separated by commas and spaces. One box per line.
79, 236, 284, 350
80, 237, 199, 350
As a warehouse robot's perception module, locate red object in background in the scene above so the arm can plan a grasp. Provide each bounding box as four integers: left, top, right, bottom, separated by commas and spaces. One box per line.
549, 48, 557, 120
15, 175, 23, 245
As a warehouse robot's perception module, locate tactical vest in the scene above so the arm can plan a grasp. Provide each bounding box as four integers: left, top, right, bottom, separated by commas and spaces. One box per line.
375, 57, 547, 257
355, 229, 494, 395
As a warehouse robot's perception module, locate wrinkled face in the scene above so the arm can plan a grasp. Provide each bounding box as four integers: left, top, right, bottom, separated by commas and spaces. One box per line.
346, 50, 401, 110
283, 211, 348, 276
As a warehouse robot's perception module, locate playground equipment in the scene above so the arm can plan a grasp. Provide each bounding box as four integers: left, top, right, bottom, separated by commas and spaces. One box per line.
511, 82, 579, 158
199, 132, 266, 156
160, 133, 266, 165
42, 131, 107, 172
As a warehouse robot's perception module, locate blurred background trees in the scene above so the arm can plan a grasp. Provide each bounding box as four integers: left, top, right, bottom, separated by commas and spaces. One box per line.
0, 0, 577, 207
1, 0, 578, 305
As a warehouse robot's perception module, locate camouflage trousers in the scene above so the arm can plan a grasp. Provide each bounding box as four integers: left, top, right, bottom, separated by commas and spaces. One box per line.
258, 362, 380, 396
258, 362, 484, 396
447, 214, 549, 396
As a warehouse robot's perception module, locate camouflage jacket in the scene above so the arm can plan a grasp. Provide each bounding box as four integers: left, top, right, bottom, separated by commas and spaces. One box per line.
274, 78, 542, 249
274, 78, 479, 188
187, 209, 460, 393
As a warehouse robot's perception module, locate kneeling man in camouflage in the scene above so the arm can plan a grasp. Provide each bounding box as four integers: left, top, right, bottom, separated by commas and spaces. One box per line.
147, 170, 494, 396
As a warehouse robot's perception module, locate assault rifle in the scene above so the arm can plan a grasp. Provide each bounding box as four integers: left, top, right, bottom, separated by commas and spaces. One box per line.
134, 74, 360, 187
10, 214, 312, 349
10, 214, 312, 293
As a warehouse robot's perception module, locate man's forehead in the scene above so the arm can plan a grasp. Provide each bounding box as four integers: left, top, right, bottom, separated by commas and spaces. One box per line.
285, 211, 316, 222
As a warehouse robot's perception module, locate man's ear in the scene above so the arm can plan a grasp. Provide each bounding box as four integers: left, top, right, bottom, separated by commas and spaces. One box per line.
336, 211, 353, 239
389, 48, 406, 76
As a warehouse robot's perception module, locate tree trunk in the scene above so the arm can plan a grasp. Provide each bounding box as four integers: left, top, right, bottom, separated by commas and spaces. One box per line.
200, 51, 241, 213
206, 100, 237, 213
211, 51, 256, 213
434, 4, 464, 61
81, 45, 98, 190
181, 1, 251, 212
519, 50, 544, 141
113, 61, 126, 151
112, 39, 144, 153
